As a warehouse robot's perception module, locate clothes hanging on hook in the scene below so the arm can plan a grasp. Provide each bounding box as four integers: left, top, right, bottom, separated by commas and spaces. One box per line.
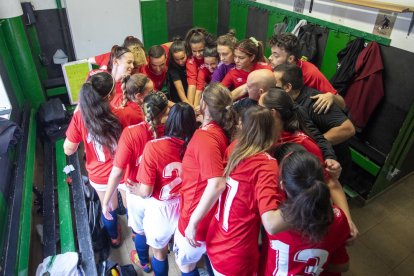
331, 37, 366, 96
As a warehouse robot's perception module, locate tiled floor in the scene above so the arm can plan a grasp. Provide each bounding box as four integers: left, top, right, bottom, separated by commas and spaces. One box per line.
110, 173, 414, 275
344, 172, 414, 276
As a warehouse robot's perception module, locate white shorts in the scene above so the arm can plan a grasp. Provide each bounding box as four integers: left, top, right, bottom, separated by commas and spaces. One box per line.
89, 180, 126, 192
143, 197, 180, 249
173, 228, 206, 266
126, 191, 146, 233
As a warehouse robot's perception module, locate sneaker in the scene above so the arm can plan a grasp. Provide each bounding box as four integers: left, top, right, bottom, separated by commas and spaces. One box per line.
110, 224, 122, 248
130, 250, 152, 273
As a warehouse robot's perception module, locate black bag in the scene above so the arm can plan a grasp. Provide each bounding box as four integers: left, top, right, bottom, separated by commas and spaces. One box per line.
83, 181, 110, 259
37, 98, 72, 141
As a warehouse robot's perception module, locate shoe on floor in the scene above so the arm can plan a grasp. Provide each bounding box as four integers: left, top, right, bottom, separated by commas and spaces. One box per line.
130, 250, 152, 273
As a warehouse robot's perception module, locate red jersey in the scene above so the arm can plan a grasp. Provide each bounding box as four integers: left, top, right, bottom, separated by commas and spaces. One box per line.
276, 131, 331, 180
139, 65, 167, 91
94, 52, 111, 69
299, 60, 337, 95
112, 101, 145, 129
196, 66, 212, 91
221, 62, 272, 89
110, 82, 124, 108
139, 45, 169, 91
65, 110, 115, 184
113, 122, 165, 184
261, 207, 350, 276
206, 151, 284, 276
137, 137, 184, 201
178, 122, 229, 241
186, 56, 204, 86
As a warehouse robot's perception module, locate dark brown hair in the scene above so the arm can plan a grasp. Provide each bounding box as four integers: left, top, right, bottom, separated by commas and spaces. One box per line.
234, 37, 265, 63
279, 150, 334, 242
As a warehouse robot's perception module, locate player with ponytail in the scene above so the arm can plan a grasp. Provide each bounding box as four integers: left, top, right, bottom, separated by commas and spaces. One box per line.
112, 73, 154, 128
260, 147, 350, 276
64, 72, 123, 247
103, 91, 169, 273
136, 102, 197, 275
174, 83, 237, 275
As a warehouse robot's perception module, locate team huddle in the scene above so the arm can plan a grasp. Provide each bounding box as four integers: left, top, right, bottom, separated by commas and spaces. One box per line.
63, 27, 358, 276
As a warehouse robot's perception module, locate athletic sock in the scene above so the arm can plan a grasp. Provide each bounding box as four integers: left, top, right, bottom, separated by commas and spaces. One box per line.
101, 210, 118, 239
134, 233, 150, 265
182, 268, 200, 276
152, 256, 168, 276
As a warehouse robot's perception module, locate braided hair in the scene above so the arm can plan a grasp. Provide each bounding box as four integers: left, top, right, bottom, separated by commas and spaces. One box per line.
120, 73, 151, 108
143, 92, 169, 139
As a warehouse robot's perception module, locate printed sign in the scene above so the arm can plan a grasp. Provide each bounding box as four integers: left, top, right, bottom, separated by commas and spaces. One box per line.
373, 10, 397, 38
62, 60, 92, 105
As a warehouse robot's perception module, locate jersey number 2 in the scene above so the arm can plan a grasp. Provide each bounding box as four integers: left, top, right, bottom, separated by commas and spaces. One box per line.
271, 240, 328, 276
160, 162, 182, 200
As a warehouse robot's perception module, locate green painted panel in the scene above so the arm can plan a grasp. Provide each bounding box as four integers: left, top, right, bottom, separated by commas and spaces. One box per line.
319, 31, 354, 80
46, 86, 67, 97
2, 16, 45, 109
229, 0, 248, 40
26, 25, 48, 82
17, 109, 36, 275
265, 12, 286, 57
350, 147, 381, 176
140, 0, 168, 49
193, 0, 218, 35
0, 25, 24, 108
56, 139, 75, 253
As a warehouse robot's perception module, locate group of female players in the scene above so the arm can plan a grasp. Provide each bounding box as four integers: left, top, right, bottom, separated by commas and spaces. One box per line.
63, 27, 357, 276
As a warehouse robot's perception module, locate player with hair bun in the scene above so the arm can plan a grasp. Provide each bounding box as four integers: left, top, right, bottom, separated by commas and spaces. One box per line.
103, 91, 169, 273
260, 147, 350, 276
206, 105, 285, 276
174, 83, 237, 276
112, 73, 154, 128
64, 71, 123, 247
136, 102, 197, 276
185, 27, 216, 106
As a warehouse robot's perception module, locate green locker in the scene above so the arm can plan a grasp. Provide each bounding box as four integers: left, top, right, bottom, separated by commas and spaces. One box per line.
140, 0, 168, 49
319, 31, 354, 80
229, 0, 248, 40
193, 0, 218, 35
265, 12, 286, 57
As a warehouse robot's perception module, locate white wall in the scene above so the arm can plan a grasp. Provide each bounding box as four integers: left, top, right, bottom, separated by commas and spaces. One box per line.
20, 0, 57, 10
257, 0, 414, 53
63, 0, 143, 59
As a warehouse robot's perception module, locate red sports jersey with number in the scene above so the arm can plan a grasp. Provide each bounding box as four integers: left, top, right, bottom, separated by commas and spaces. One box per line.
137, 137, 184, 201
113, 122, 165, 184
221, 62, 272, 89
186, 56, 204, 86
65, 110, 115, 184
178, 122, 229, 241
196, 66, 213, 91
206, 151, 284, 276
260, 207, 350, 276
299, 60, 337, 95
112, 101, 145, 129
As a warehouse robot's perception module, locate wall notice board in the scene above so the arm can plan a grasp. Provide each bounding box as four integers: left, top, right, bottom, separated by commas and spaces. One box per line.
62, 60, 91, 105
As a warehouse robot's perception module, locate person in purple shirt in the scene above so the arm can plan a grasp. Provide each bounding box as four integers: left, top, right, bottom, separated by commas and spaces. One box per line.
211, 30, 237, 83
